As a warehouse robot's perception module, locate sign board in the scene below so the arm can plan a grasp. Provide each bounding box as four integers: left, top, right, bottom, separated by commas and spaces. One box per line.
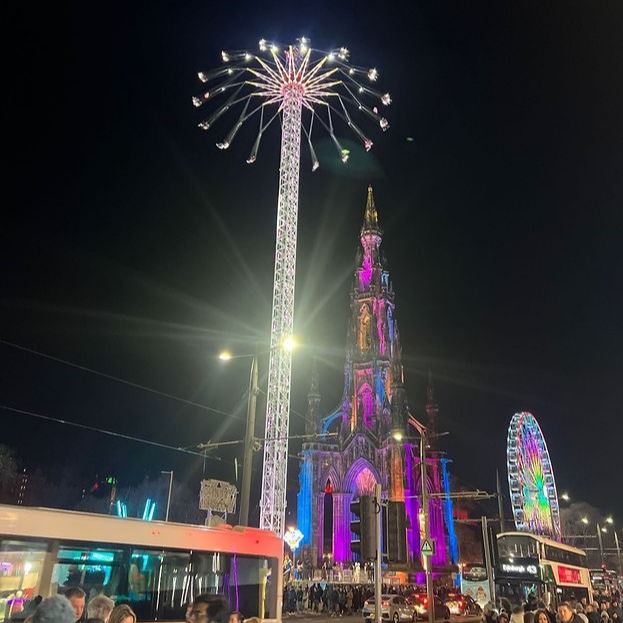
461, 578, 491, 608
421, 539, 435, 557
199, 479, 238, 513
497, 557, 539, 579
463, 565, 488, 582
558, 566, 582, 585
501, 562, 538, 576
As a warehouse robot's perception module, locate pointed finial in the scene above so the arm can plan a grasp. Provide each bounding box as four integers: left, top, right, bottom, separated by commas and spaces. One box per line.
309, 357, 320, 396
363, 184, 379, 230
425, 369, 439, 438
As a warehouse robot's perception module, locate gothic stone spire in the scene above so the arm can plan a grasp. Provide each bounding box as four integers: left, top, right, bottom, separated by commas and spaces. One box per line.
425, 369, 439, 441
306, 358, 321, 435
340, 186, 403, 438
362, 184, 380, 233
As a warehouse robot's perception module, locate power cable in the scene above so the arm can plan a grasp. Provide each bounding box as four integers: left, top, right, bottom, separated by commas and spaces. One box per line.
0, 339, 245, 422
0, 404, 230, 463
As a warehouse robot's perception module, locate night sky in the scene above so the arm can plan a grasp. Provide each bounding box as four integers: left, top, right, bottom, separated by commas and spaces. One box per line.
4, 1, 622, 522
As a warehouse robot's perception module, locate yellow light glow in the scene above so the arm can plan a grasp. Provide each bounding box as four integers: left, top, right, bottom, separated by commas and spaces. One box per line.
606, 517, 614, 524
219, 351, 233, 361
392, 430, 403, 441
581, 517, 589, 524
283, 336, 297, 352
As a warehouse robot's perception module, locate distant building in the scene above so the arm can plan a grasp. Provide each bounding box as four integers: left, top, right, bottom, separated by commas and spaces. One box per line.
297, 187, 458, 576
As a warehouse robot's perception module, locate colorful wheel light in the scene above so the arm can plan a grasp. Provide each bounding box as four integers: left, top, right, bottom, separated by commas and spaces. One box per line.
507, 411, 561, 540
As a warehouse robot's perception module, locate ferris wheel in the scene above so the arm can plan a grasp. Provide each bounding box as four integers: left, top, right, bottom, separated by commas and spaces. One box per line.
507, 411, 561, 540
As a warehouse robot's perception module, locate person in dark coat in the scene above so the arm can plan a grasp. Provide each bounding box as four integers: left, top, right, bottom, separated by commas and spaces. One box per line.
587, 604, 602, 623
558, 602, 587, 623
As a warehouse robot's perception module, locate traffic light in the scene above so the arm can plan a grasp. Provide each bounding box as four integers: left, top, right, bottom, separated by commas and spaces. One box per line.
386, 501, 407, 564
350, 495, 377, 560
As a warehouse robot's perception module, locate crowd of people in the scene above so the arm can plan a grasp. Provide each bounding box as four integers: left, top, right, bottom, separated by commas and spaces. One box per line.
280, 578, 623, 623
283, 582, 376, 615
6, 588, 246, 623
483, 592, 622, 623
9, 588, 138, 623
7, 580, 622, 623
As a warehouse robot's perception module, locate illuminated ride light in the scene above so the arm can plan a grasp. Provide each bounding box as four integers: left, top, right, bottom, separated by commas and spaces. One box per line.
507, 411, 561, 540
193, 38, 391, 537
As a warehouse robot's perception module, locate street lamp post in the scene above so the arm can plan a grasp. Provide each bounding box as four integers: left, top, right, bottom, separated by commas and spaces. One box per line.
374, 483, 383, 623
161, 470, 173, 522
219, 350, 260, 527
614, 530, 622, 576
419, 431, 435, 623
391, 426, 448, 623
597, 523, 605, 566
240, 354, 259, 527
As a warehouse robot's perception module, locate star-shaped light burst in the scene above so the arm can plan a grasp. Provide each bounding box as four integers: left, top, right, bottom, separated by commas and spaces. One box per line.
193, 39, 391, 538
193, 38, 391, 169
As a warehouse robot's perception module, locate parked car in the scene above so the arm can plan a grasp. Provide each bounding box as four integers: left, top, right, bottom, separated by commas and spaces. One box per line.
407, 593, 451, 621
443, 593, 482, 616
363, 595, 418, 623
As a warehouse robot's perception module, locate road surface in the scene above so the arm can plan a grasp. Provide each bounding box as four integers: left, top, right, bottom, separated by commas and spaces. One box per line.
283, 614, 482, 623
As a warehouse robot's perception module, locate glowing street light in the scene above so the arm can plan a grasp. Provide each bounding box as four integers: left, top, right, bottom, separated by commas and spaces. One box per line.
218, 349, 259, 527
606, 517, 614, 524
282, 335, 297, 352
561, 492, 570, 502
581, 517, 589, 524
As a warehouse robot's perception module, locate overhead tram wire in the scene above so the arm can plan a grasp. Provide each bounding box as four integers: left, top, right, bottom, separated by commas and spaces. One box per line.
0, 404, 229, 463
0, 339, 245, 422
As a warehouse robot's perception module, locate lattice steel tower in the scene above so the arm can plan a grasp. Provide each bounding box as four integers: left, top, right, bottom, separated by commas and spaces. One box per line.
194, 38, 391, 535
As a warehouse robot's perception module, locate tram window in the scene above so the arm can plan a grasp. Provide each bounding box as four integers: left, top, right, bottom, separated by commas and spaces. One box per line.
128, 549, 191, 622
52, 547, 125, 600
0, 540, 47, 622
192, 552, 270, 618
